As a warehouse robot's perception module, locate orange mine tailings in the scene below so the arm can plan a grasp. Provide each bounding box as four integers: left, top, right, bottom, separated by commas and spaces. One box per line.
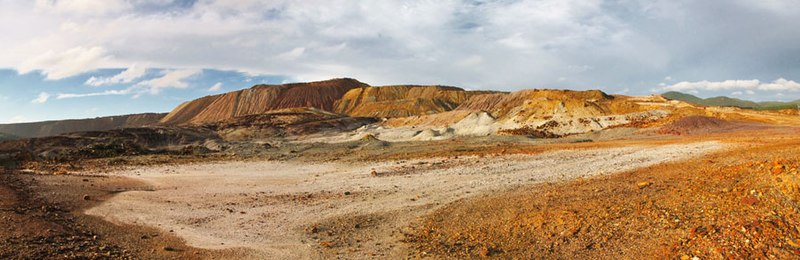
160, 78, 368, 125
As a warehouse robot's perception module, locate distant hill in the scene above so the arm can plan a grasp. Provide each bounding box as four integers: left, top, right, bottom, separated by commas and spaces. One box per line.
161, 78, 502, 125
0, 132, 18, 141
0, 113, 166, 138
662, 91, 799, 110
333, 85, 496, 118
160, 78, 369, 125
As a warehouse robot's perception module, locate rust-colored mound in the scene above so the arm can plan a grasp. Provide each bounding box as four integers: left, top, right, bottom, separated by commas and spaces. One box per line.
0, 113, 165, 138
333, 85, 493, 118
657, 116, 767, 135
456, 89, 632, 122
208, 107, 377, 140
160, 78, 368, 125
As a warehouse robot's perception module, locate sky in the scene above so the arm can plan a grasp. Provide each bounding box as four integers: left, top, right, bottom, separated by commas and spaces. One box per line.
1, 0, 799, 123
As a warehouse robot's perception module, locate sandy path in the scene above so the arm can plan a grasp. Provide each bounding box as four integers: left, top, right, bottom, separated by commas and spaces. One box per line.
86, 141, 725, 258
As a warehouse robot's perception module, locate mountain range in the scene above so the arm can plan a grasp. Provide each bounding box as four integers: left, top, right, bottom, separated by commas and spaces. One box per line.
662, 91, 800, 110
2, 80, 799, 140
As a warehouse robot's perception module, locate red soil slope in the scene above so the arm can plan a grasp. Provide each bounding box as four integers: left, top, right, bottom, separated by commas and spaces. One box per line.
160, 78, 369, 125
333, 85, 493, 118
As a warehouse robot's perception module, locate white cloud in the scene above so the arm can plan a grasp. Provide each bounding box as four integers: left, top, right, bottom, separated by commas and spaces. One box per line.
457, 55, 484, 67
135, 69, 201, 94
0, 0, 797, 95
746, 90, 755, 95
664, 79, 760, 91
85, 65, 148, 86
757, 78, 800, 91
56, 89, 132, 99
7, 115, 29, 123
664, 78, 800, 92
31, 92, 51, 104
276, 47, 306, 61
34, 0, 132, 15
0, 0, 637, 88
731, 91, 743, 95
208, 82, 223, 92
55, 69, 201, 100
736, 0, 798, 16
16, 46, 111, 80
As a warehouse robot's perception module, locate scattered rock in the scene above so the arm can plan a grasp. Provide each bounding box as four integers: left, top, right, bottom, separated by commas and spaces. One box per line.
741, 196, 759, 206
308, 225, 319, 234
478, 246, 491, 257
637, 182, 652, 189
320, 241, 335, 248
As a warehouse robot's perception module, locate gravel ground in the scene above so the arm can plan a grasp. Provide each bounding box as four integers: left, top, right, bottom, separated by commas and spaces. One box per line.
85, 141, 725, 258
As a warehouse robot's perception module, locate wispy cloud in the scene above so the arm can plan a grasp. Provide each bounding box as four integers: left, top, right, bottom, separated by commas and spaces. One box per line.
7, 115, 28, 123
208, 82, 223, 92
0, 0, 798, 101
663, 78, 800, 92
56, 89, 132, 99
85, 65, 148, 86
16, 46, 111, 80
55, 68, 202, 100
31, 92, 50, 104
135, 69, 201, 94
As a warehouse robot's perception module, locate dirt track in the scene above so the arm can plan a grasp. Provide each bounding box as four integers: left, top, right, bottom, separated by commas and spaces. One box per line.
85, 141, 724, 258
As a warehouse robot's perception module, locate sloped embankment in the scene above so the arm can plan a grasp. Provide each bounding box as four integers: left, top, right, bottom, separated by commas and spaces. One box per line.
333, 85, 495, 118
0, 113, 165, 138
657, 115, 772, 135
357, 89, 667, 141
160, 78, 368, 125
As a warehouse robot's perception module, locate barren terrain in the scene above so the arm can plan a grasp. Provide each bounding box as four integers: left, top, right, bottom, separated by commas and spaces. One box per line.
3, 80, 800, 259
84, 141, 723, 258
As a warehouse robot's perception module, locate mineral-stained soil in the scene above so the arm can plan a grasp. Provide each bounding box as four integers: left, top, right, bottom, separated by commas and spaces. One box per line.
3, 125, 800, 259
84, 141, 723, 259
3, 78, 800, 259
656, 115, 772, 135
0, 172, 129, 259
333, 85, 492, 118
159, 78, 368, 125
0, 170, 258, 259
410, 128, 800, 259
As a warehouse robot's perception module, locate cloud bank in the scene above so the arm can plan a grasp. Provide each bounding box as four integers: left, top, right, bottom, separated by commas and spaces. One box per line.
0, 0, 798, 98
85, 65, 148, 86
664, 78, 800, 92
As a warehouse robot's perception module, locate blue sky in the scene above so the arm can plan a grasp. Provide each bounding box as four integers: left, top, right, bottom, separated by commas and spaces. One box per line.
1, 0, 799, 123
0, 68, 285, 123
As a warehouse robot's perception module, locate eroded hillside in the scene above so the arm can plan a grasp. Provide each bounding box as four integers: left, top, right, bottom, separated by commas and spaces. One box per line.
0, 113, 165, 138
333, 85, 494, 118
160, 78, 368, 125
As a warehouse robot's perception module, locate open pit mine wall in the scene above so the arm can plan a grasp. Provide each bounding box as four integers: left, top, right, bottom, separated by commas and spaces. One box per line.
0, 113, 166, 138
159, 77, 501, 125
333, 85, 498, 118
159, 78, 369, 125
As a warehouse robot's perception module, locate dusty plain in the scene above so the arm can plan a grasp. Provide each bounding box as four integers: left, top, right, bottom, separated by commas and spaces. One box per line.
3, 126, 800, 259
3, 81, 800, 259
